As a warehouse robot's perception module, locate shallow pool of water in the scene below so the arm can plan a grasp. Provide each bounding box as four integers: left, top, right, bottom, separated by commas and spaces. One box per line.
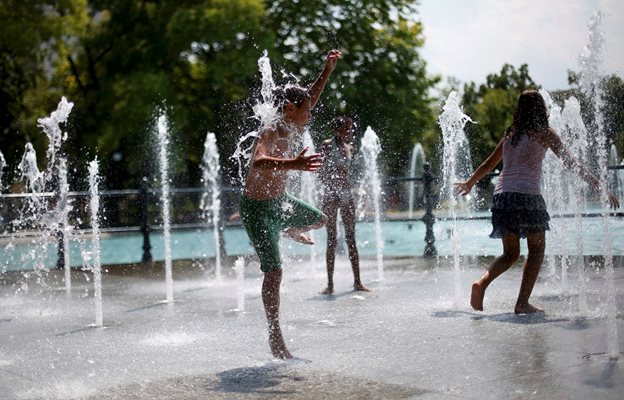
2, 215, 623, 272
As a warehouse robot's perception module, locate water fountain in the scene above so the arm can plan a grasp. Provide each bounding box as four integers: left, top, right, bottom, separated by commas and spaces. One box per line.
298, 128, 319, 269
56, 158, 72, 296
438, 91, 474, 306
407, 143, 426, 219
231, 50, 278, 182
201, 132, 222, 282
7, 97, 75, 282
14, 143, 48, 280
561, 96, 591, 313
609, 144, 624, 201
88, 158, 103, 327
0, 150, 6, 191
577, 10, 619, 359
0, 150, 5, 231
156, 113, 174, 303
234, 256, 245, 312
358, 126, 384, 281
541, 90, 572, 287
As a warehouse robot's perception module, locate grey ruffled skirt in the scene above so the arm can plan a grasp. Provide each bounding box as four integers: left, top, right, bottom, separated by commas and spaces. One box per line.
489, 192, 550, 239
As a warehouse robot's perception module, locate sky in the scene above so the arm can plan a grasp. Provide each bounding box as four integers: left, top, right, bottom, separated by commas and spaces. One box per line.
417, 0, 624, 91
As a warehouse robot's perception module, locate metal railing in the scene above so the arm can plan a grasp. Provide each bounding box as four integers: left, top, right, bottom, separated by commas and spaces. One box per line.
1, 164, 623, 265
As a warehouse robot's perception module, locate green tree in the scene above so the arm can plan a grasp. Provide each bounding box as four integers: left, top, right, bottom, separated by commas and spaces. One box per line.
461, 63, 539, 167
1, 0, 270, 189
0, 0, 59, 185
265, 0, 439, 178
565, 71, 624, 157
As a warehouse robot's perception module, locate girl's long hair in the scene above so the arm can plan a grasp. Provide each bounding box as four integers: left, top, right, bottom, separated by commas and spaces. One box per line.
507, 90, 549, 146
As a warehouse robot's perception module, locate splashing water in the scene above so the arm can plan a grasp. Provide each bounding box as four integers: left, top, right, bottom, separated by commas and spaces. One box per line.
231, 51, 279, 182
10, 98, 75, 284
0, 150, 6, 191
56, 158, 73, 296
407, 143, 425, 219
438, 91, 474, 306
0, 150, 5, 231
88, 158, 103, 327
37, 96, 73, 175
541, 90, 570, 285
358, 127, 384, 281
157, 114, 174, 303
15, 143, 50, 276
200, 132, 222, 282
298, 128, 319, 269
562, 96, 591, 313
578, 11, 619, 359
234, 257, 245, 312
608, 145, 623, 201
18, 143, 44, 194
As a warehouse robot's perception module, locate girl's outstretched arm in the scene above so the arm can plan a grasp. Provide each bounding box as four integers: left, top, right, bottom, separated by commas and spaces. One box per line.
454, 137, 505, 196
307, 50, 342, 109
547, 128, 620, 208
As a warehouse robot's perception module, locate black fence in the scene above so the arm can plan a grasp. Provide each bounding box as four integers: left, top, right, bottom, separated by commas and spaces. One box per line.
1, 164, 623, 266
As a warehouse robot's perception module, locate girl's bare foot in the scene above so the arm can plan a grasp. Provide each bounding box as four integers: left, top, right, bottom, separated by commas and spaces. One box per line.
354, 283, 371, 292
471, 282, 484, 311
320, 286, 334, 295
269, 332, 293, 359
514, 303, 544, 314
282, 229, 314, 245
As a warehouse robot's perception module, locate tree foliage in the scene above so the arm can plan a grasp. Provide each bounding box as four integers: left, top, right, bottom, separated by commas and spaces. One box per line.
460, 64, 539, 167
0, 0, 438, 190
266, 0, 438, 177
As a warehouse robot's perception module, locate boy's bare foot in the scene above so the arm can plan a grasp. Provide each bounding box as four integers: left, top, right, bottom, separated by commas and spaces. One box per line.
282, 229, 314, 245
320, 286, 334, 295
514, 303, 544, 314
269, 332, 293, 359
354, 283, 371, 292
470, 282, 484, 311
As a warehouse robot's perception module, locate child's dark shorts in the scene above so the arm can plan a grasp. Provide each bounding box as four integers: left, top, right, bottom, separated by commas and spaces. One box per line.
240, 193, 324, 273
490, 192, 550, 239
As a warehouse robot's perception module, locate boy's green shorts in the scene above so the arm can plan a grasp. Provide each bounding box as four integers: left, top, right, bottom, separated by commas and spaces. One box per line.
240, 193, 324, 273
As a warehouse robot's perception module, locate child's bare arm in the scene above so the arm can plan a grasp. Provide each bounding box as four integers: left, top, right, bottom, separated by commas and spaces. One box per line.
455, 137, 504, 196
252, 143, 324, 172
308, 50, 342, 109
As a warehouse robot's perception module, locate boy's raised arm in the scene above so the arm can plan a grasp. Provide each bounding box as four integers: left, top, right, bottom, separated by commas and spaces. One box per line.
308, 49, 342, 109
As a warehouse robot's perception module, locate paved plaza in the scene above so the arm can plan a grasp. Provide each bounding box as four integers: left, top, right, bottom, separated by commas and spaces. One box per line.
1, 256, 623, 399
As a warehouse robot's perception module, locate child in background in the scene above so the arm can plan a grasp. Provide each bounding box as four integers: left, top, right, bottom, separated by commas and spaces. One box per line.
455, 90, 619, 314
240, 50, 341, 358
318, 116, 369, 295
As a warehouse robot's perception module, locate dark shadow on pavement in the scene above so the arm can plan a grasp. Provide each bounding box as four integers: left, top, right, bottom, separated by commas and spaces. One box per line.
431, 309, 569, 324
584, 357, 623, 389
431, 310, 480, 318
476, 312, 568, 324
208, 364, 303, 396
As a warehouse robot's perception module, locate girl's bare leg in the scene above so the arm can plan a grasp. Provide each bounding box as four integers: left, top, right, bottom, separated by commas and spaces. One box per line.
321, 202, 338, 295
515, 231, 545, 314
342, 199, 369, 291
262, 269, 292, 359
471, 233, 520, 311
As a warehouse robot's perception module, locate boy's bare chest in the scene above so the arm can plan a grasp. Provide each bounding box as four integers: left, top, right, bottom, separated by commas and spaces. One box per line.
266, 134, 292, 157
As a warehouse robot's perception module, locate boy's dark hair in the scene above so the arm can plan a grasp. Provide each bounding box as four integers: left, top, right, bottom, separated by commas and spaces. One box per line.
272, 85, 309, 110
508, 89, 550, 146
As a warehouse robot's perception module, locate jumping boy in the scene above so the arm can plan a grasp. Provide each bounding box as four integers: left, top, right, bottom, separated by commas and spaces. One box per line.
240, 49, 341, 358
